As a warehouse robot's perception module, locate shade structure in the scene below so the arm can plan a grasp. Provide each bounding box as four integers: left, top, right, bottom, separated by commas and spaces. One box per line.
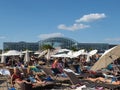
2, 50, 21, 56
90, 45, 120, 71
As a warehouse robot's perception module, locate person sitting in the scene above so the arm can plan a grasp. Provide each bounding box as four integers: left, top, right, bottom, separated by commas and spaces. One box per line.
27, 61, 41, 73
27, 70, 46, 86
11, 67, 31, 87
51, 59, 62, 75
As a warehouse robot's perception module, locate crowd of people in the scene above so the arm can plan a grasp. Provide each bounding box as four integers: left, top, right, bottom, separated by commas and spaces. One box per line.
0, 52, 120, 89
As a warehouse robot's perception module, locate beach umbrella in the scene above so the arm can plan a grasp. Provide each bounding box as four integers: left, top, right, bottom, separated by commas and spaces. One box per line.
88, 49, 98, 56
2, 50, 21, 56
58, 49, 71, 53
72, 49, 87, 57
22, 50, 32, 53
38, 50, 48, 58
51, 53, 72, 58
45, 49, 51, 60
90, 45, 120, 71
24, 50, 30, 62
2, 50, 21, 66
1, 50, 5, 63
34, 51, 41, 55
86, 49, 98, 62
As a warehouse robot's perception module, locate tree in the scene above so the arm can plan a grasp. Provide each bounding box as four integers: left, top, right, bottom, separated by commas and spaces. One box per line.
70, 46, 78, 51
41, 44, 54, 50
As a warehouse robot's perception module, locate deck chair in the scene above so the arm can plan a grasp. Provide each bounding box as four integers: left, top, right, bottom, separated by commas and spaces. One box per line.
95, 81, 120, 90
42, 67, 69, 83
64, 71, 98, 89
0, 63, 5, 68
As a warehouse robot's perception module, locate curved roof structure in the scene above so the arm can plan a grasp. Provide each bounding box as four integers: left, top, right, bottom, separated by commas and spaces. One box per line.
39, 37, 78, 49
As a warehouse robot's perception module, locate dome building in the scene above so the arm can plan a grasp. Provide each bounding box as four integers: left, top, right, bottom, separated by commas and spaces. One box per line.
39, 37, 78, 49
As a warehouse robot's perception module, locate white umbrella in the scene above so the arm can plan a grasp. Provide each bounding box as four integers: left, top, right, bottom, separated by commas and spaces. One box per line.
24, 50, 30, 62
22, 50, 32, 53
38, 50, 48, 58
1, 50, 5, 63
34, 51, 41, 55
51, 53, 72, 58
72, 49, 87, 57
2, 50, 21, 66
45, 49, 51, 60
88, 49, 98, 56
2, 50, 21, 56
58, 49, 70, 53
91, 45, 120, 71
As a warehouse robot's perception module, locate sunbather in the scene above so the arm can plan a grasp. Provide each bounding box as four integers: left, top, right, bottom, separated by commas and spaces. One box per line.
11, 67, 31, 86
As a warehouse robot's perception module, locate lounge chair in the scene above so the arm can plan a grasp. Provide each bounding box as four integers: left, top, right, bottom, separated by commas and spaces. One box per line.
42, 67, 69, 84
65, 71, 120, 90
64, 71, 99, 89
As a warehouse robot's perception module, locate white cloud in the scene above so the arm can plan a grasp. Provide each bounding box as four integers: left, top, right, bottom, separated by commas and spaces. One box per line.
58, 23, 90, 31
38, 33, 64, 40
105, 38, 120, 42
0, 36, 6, 39
75, 13, 106, 23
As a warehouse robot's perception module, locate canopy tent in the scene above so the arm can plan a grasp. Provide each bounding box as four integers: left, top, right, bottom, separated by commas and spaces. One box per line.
90, 45, 120, 71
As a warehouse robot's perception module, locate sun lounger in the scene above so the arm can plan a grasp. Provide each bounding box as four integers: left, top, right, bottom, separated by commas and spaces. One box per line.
64, 71, 97, 89
42, 67, 69, 83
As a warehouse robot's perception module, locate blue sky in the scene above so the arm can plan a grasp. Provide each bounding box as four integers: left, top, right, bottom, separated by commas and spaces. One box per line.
0, 0, 120, 49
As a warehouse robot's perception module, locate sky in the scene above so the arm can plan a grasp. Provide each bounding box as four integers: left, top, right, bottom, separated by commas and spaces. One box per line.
0, 0, 120, 49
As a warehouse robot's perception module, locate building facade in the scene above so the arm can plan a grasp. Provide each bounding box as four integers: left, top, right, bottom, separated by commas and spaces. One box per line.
39, 37, 78, 49
3, 37, 117, 51
3, 41, 39, 51
78, 43, 109, 51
